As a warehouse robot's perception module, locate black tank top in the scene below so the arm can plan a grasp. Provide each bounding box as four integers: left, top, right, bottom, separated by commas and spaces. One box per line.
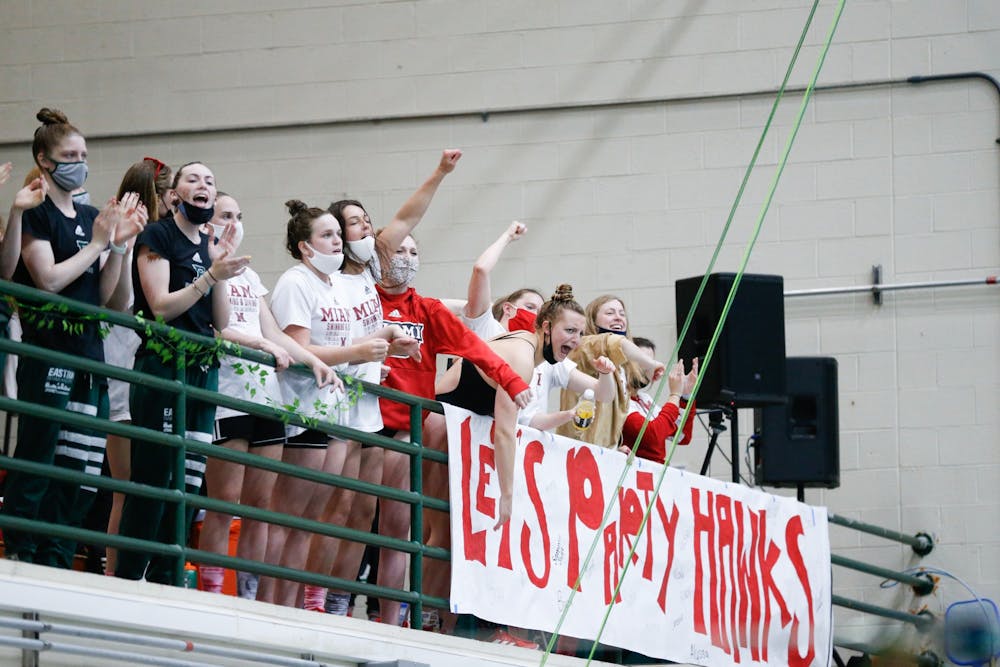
436, 359, 497, 417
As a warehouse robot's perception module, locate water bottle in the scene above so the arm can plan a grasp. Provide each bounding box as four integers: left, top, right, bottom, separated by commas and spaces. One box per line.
572, 389, 596, 431
183, 563, 198, 589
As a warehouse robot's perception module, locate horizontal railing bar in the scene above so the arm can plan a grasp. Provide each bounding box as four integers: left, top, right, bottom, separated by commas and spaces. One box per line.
0, 634, 223, 667
0, 457, 450, 560
828, 513, 934, 555
831, 595, 934, 630
189, 496, 451, 560
785, 275, 997, 298
831, 555, 935, 595
0, 279, 444, 415
0, 337, 447, 464
0, 513, 448, 609
0, 616, 326, 667
0, 396, 448, 508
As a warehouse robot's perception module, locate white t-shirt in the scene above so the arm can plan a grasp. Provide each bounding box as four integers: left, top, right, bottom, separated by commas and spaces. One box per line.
462, 308, 505, 341
216, 268, 285, 421
270, 264, 348, 434
518, 358, 577, 427
330, 268, 384, 433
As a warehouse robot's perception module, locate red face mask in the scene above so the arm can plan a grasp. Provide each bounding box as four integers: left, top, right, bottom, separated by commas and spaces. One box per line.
506, 307, 537, 333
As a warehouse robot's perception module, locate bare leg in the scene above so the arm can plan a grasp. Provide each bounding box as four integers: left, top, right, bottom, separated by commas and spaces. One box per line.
256, 445, 325, 605
273, 438, 354, 608
236, 443, 283, 564
199, 438, 249, 557
300, 441, 379, 607
378, 442, 410, 626
104, 428, 131, 574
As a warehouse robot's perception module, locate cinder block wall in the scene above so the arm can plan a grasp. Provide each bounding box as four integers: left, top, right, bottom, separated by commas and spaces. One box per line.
1, 0, 997, 646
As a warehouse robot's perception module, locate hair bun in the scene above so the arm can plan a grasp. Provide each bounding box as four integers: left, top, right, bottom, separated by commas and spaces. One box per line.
285, 199, 308, 216
552, 284, 575, 303
36, 107, 69, 125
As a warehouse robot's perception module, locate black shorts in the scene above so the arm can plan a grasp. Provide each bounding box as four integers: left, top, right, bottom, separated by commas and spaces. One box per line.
367, 427, 399, 450
213, 415, 285, 448
285, 427, 334, 449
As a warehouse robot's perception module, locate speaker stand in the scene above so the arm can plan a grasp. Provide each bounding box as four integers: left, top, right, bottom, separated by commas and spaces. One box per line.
698, 404, 742, 483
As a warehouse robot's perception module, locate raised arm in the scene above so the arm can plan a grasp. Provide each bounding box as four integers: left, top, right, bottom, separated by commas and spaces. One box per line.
377, 149, 462, 254
101, 193, 147, 308
1, 177, 47, 280
464, 221, 526, 319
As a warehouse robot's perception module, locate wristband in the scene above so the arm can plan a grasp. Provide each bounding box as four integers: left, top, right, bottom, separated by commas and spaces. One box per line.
191, 282, 206, 297
109, 239, 128, 255
206, 268, 218, 283
668, 393, 681, 400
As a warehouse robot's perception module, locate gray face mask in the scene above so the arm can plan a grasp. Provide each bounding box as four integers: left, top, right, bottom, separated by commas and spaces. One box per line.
47, 159, 88, 192
71, 190, 91, 206
382, 254, 419, 287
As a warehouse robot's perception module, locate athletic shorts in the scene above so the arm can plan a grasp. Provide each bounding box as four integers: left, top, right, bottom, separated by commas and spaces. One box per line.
213, 415, 285, 447
285, 427, 333, 449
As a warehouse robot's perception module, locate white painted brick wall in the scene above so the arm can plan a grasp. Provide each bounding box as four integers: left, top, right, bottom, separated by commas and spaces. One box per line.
0, 0, 997, 655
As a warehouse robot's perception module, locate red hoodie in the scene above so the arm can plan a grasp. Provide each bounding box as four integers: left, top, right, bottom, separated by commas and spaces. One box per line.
623, 393, 695, 464
377, 285, 530, 432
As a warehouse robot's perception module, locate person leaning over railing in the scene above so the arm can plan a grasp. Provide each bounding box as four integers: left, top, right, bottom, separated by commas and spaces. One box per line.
373, 229, 531, 627
114, 161, 249, 583
1, 108, 147, 568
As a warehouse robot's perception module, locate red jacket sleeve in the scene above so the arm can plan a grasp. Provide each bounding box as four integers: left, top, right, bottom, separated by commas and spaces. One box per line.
427, 299, 530, 399
625, 400, 695, 464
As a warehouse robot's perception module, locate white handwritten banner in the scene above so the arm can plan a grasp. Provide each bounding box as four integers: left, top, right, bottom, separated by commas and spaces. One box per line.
445, 405, 833, 666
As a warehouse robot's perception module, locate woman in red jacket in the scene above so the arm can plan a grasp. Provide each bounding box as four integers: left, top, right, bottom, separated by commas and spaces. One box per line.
375, 230, 531, 626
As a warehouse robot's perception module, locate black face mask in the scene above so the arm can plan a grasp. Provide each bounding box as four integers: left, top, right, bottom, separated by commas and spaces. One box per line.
596, 326, 627, 336
542, 334, 557, 365
178, 200, 215, 225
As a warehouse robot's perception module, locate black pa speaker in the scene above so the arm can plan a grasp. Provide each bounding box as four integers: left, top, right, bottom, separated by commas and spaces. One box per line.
754, 356, 840, 489
675, 273, 786, 407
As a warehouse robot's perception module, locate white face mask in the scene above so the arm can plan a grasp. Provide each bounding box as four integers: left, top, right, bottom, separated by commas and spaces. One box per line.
382, 254, 419, 287
305, 242, 343, 275
209, 221, 244, 248
347, 235, 375, 263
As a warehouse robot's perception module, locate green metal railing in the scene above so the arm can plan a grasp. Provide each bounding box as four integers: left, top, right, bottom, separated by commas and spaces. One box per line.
0, 279, 947, 663
0, 279, 448, 622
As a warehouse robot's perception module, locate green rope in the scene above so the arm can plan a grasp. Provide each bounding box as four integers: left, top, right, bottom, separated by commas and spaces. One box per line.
541, 0, 836, 665
584, 1, 847, 663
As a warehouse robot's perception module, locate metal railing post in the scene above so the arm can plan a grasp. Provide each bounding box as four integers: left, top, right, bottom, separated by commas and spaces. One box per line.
173, 350, 188, 586
408, 402, 424, 626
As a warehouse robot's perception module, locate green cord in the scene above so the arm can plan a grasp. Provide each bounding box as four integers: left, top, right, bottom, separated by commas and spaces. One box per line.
582, 1, 847, 663
540, 0, 843, 666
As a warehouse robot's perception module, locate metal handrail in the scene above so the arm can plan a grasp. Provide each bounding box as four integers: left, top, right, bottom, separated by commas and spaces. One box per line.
832, 595, 935, 631
0, 279, 950, 661
828, 512, 934, 555
831, 554, 935, 595
0, 615, 325, 667
0, 279, 449, 610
